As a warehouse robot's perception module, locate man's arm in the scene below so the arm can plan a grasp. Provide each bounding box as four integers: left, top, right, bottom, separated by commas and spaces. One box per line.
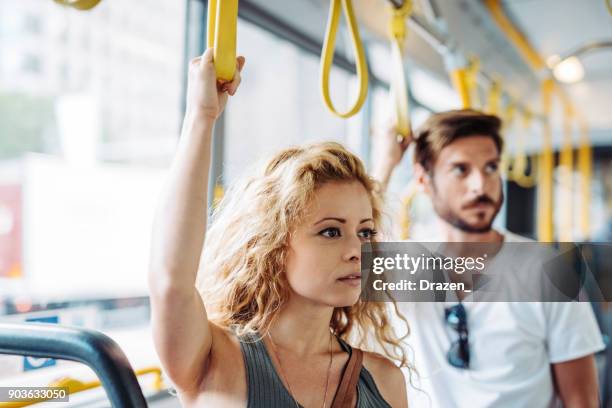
371, 124, 412, 192
552, 354, 600, 408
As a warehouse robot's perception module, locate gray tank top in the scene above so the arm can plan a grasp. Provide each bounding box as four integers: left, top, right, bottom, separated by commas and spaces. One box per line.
238, 333, 392, 408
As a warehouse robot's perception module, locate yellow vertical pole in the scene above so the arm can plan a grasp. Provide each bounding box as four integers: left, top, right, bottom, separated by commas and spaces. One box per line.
578, 119, 592, 240
559, 103, 574, 241
537, 79, 554, 242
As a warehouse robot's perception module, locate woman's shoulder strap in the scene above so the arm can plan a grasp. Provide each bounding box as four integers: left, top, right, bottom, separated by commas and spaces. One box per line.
331, 340, 363, 408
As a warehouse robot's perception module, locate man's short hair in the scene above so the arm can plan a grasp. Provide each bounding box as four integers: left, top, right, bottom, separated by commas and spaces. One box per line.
414, 109, 504, 172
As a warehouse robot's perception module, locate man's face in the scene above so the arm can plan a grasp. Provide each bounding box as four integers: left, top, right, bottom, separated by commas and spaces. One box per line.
423, 135, 503, 233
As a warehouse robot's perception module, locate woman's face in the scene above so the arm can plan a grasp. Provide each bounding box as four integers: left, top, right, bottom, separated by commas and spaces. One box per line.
285, 180, 376, 307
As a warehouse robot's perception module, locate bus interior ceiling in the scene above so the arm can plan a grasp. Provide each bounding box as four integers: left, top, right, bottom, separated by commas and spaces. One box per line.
1, 0, 612, 406
246, 0, 612, 148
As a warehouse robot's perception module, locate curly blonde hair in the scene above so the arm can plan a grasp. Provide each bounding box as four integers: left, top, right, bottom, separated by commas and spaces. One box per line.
197, 142, 412, 369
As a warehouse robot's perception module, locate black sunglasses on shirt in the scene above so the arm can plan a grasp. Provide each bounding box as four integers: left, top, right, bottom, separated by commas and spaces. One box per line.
445, 303, 470, 369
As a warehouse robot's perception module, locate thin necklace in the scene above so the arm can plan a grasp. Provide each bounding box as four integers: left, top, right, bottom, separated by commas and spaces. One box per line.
267, 330, 334, 408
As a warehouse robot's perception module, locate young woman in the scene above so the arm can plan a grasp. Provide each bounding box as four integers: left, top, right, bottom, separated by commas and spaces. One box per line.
148, 48, 411, 408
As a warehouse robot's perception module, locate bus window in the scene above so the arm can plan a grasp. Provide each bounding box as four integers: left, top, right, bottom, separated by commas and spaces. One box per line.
0, 0, 186, 307
223, 18, 365, 186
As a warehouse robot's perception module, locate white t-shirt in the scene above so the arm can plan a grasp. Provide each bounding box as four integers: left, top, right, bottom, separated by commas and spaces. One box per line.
400, 231, 605, 408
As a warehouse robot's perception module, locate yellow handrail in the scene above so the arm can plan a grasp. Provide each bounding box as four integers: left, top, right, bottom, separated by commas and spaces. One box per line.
537, 79, 555, 242
388, 0, 413, 139
53, 0, 102, 10
558, 102, 575, 242
483, 0, 546, 71
320, 0, 369, 118
0, 367, 164, 408
207, 0, 239, 81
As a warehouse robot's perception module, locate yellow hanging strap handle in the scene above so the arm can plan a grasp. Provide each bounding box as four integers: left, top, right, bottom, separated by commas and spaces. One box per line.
449, 57, 480, 109
537, 79, 555, 242
500, 101, 516, 180
512, 108, 537, 188
466, 57, 481, 109
207, 0, 239, 81
53, 0, 102, 10
485, 81, 521, 182
400, 181, 419, 240
389, 0, 413, 139
0, 367, 163, 408
449, 68, 471, 109
578, 118, 592, 239
607, 0, 612, 15
213, 184, 225, 208
485, 80, 502, 116
559, 102, 575, 242
321, 0, 369, 118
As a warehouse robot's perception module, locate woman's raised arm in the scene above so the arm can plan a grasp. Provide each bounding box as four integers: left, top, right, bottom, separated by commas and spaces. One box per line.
148, 48, 244, 391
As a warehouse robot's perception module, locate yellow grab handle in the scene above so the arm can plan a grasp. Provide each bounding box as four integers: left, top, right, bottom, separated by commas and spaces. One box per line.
450, 68, 471, 109
53, 0, 102, 10
466, 57, 481, 108
390, 42, 410, 137
449, 58, 479, 109
389, 1, 412, 138
502, 102, 516, 130
207, 0, 239, 81
513, 156, 538, 188
399, 181, 418, 240
213, 184, 225, 208
500, 101, 516, 180
512, 109, 537, 188
486, 80, 502, 116
321, 0, 369, 118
